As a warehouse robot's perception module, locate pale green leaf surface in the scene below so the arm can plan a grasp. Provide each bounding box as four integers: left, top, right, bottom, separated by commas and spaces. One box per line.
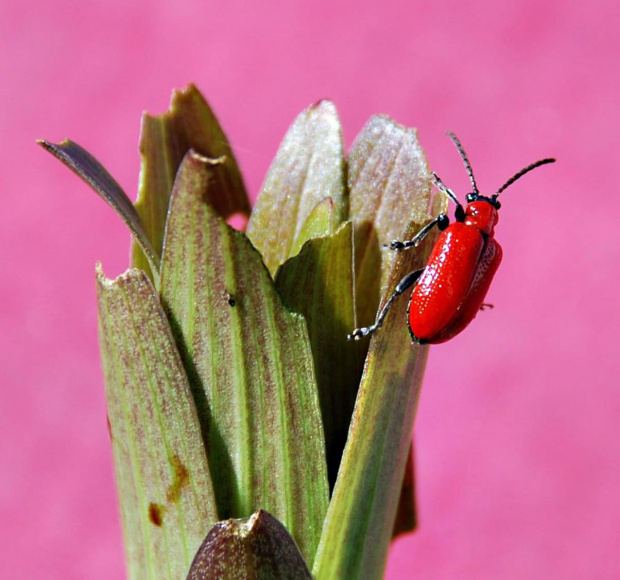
396, 168, 450, 542
276, 222, 365, 489
133, 84, 251, 279
392, 187, 449, 541
97, 266, 217, 580
288, 197, 335, 258
187, 510, 311, 580
160, 151, 329, 565
312, 222, 437, 580
38, 139, 160, 279
313, 118, 447, 577
348, 116, 441, 540
246, 100, 347, 275
348, 115, 432, 328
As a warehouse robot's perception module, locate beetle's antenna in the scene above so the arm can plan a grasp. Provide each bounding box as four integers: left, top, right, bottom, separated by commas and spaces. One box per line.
494, 158, 556, 197
447, 131, 479, 195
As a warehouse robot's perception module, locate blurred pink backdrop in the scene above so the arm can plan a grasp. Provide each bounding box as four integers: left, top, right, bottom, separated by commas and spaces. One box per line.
2, 0, 619, 578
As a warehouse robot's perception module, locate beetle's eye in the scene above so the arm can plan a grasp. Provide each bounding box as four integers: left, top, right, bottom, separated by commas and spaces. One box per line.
494, 201, 501, 209
466, 194, 475, 203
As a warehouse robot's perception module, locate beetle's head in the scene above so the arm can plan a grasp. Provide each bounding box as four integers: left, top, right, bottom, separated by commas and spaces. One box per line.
466, 193, 501, 209
463, 196, 499, 235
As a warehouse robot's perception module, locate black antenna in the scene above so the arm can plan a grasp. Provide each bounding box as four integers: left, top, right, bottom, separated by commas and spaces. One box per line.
447, 131, 479, 195
495, 158, 556, 197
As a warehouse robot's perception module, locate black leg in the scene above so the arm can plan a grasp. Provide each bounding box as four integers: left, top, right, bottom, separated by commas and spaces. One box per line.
431, 172, 460, 205
406, 293, 424, 345
386, 214, 449, 251
479, 303, 494, 311
348, 268, 425, 340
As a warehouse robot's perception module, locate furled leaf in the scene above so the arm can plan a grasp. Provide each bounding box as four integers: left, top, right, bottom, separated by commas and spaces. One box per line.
96, 266, 217, 579
313, 117, 447, 578
38, 139, 160, 280
160, 151, 329, 565
288, 197, 335, 258
348, 116, 440, 539
348, 115, 432, 327
275, 222, 364, 489
394, 163, 450, 541
392, 444, 417, 538
246, 100, 347, 275
133, 84, 251, 279
312, 221, 435, 580
187, 510, 312, 580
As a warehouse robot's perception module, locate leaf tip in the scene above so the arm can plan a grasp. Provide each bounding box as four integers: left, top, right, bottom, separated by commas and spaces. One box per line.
170, 83, 205, 112
95, 263, 149, 292
95, 262, 118, 290
37, 138, 71, 157
310, 98, 337, 112
307, 100, 341, 130
37, 138, 56, 157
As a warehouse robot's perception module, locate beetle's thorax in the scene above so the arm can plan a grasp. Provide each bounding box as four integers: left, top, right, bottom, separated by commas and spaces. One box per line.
463, 199, 499, 236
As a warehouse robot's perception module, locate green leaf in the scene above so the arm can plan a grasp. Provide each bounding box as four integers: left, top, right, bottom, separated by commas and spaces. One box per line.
289, 197, 335, 258
160, 151, 329, 565
96, 266, 217, 579
393, 169, 450, 542
38, 139, 160, 281
312, 222, 434, 580
348, 115, 433, 327
246, 100, 347, 275
133, 84, 251, 280
348, 115, 438, 539
187, 510, 312, 580
313, 117, 447, 579
392, 444, 417, 538
275, 222, 364, 489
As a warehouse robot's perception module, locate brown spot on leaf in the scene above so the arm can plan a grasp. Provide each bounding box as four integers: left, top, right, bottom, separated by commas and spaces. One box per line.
166, 454, 189, 503
148, 503, 164, 526
106, 415, 113, 441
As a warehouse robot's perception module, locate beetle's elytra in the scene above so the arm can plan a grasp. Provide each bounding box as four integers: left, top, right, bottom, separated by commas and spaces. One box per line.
348, 132, 555, 345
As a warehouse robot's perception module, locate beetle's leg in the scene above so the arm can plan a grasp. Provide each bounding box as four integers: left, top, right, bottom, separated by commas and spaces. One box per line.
347, 268, 424, 340
431, 172, 460, 205
479, 303, 494, 311
406, 292, 423, 345
386, 214, 449, 250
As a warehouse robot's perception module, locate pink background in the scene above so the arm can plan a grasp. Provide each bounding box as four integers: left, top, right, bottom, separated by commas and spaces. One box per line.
2, 0, 619, 578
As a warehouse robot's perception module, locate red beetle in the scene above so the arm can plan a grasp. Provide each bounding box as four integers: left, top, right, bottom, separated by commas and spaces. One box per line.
348, 132, 555, 344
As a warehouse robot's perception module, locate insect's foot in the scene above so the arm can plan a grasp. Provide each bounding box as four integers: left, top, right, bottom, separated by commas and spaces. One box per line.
385, 240, 405, 250
347, 327, 371, 340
